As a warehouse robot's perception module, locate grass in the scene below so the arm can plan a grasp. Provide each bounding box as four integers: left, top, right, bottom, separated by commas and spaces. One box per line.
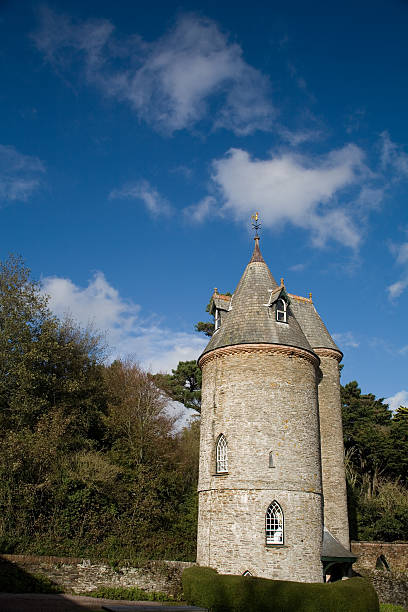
83, 585, 180, 602
380, 605, 406, 612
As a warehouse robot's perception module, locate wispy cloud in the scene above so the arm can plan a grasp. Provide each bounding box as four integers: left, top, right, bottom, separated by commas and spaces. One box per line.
109, 180, 172, 217
187, 144, 371, 248
388, 239, 408, 299
42, 271, 206, 373
33, 8, 274, 135
379, 131, 408, 179
332, 331, 359, 348
385, 389, 408, 413
0, 144, 45, 204
184, 196, 218, 224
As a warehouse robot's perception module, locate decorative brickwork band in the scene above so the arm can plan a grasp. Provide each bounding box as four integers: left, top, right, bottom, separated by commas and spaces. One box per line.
314, 348, 343, 362
198, 343, 319, 368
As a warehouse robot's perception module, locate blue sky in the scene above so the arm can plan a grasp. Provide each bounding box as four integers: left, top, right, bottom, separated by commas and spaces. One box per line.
1, 0, 408, 411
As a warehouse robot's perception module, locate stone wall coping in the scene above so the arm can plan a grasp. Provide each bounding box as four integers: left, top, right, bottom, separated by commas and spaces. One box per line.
0, 553, 194, 567
351, 541, 408, 546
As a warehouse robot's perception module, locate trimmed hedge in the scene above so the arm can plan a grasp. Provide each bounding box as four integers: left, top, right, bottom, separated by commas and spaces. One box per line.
182, 566, 380, 612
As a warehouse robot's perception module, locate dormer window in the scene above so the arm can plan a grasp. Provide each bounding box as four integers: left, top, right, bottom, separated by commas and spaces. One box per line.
276, 299, 287, 323
214, 308, 221, 331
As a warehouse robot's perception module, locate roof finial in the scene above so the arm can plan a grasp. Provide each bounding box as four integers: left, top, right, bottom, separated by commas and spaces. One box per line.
309, 292, 312, 301
280, 277, 284, 287
251, 212, 261, 239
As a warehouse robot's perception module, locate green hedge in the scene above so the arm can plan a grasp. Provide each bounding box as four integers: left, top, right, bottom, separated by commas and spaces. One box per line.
182, 566, 380, 612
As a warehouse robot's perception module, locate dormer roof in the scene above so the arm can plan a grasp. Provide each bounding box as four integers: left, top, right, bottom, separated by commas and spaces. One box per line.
199, 238, 315, 362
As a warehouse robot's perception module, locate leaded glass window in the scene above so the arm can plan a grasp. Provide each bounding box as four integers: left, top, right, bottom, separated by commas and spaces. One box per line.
266, 501, 284, 544
216, 434, 228, 473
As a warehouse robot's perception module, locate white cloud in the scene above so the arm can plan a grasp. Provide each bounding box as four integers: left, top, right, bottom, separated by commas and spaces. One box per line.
385, 390, 408, 413
109, 180, 172, 216
184, 196, 217, 224
380, 131, 408, 178
42, 271, 206, 373
0, 144, 45, 204
33, 8, 274, 135
332, 331, 359, 348
387, 241, 408, 300
188, 145, 369, 248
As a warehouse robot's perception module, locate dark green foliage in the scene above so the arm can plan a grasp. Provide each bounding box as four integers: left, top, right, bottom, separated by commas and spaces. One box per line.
342, 381, 408, 540
0, 256, 200, 562
0, 558, 61, 593
153, 360, 202, 412
182, 567, 379, 612
85, 585, 174, 601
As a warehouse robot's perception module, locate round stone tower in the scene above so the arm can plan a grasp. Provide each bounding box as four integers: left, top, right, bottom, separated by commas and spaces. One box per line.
196, 237, 324, 583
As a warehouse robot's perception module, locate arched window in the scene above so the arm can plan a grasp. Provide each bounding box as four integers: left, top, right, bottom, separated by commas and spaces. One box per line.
266, 501, 284, 544
269, 451, 274, 468
216, 434, 228, 473
276, 299, 287, 323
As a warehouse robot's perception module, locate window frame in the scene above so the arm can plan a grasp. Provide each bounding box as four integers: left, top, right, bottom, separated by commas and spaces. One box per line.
216, 433, 228, 474
276, 298, 287, 323
265, 500, 284, 545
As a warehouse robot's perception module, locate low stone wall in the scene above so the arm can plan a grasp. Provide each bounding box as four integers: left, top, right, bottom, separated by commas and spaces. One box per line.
351, 541, 408, 573
357, 569, 408, 608
0, 554, 195, 598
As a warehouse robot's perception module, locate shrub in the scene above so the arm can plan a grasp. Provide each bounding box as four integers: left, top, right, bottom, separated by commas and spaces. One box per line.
84, 585, 174, 601
182, 566, 380, 612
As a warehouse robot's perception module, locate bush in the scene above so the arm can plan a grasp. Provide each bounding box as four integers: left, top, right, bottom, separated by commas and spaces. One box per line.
84, 585, 174, 601
182, 566, 380, 612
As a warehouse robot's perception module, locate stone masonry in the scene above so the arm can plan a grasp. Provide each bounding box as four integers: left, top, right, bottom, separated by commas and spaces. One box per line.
315, 350, 350, 549
197, 347, 324, 583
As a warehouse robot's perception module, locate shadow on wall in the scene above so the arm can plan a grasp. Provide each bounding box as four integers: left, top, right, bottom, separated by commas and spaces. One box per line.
0, 557, 89, 610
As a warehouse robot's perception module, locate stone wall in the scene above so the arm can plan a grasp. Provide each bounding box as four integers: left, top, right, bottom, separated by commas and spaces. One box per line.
358, 569, 408, 608
316, 351, 349, 549
351, 541, 408, 573
0, 554, 194, 597
197, 347, 324, 583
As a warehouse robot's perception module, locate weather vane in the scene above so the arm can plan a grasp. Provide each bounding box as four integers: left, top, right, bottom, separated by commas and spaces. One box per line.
251, 212, 261, 237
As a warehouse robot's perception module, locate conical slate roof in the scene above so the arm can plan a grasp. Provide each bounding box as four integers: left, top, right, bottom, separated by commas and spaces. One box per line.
199, 238, 314, 360
289, 298, 341, 354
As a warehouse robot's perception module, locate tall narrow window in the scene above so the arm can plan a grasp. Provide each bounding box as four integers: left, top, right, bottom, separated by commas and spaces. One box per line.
214, 309, 221, 331
276, 299, 287, 323
216, 434, 228, 473
266, 501, 284, 544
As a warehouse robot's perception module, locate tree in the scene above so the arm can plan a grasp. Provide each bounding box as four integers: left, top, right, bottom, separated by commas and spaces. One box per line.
153, 360, 202, 412
387, 405, 408, 485
341, 381, 391, 496
104, 359, 176, 465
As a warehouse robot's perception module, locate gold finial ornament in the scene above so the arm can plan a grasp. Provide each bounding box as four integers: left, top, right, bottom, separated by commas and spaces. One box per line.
251, 212, 261, 237
280, 278, 284, 286
309, 292, 312, 300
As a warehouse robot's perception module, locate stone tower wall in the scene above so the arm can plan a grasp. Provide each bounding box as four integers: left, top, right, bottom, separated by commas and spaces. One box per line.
315, 349, 349, 549
197, 345, 324, 583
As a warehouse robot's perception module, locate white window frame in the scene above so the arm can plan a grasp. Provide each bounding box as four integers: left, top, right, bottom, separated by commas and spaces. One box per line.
276, 299, 287, 323
265, 501, 284, 545
216, 434, 228, 473
242, 570, 252, 576
214, 308, 221, 331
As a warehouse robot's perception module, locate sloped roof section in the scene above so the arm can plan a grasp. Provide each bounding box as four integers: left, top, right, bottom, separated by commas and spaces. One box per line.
322, 527, 357, 562
289, 296, 341, 354
199, 239, 314, 360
